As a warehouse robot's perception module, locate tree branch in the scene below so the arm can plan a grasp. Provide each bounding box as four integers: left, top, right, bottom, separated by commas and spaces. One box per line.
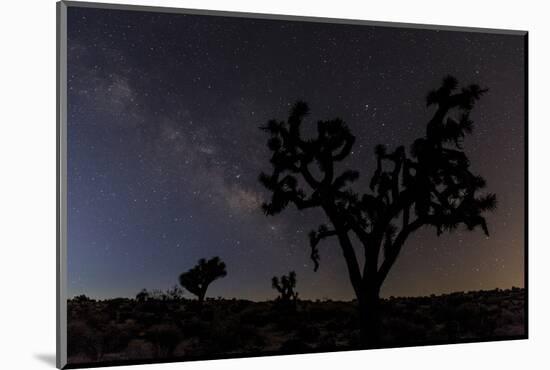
309, 225, 338, 271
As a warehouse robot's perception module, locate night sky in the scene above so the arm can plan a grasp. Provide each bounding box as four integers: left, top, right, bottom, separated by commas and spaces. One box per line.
66, 6, 525, 301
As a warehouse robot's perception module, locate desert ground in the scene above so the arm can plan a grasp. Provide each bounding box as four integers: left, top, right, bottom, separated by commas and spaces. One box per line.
66, 287, 525, 366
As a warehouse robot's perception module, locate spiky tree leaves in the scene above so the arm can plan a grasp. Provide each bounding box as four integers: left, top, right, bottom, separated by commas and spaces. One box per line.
259, 76, 496, 346
178, 257, 227, 303
308, 224, 337, 272
259, 101, 357, 216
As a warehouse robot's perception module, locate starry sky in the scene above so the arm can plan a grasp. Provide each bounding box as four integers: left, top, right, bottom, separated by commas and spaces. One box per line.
66, 5, 525, 301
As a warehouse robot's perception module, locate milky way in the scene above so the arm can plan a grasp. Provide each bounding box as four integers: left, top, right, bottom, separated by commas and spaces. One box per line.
66, 6, 526, 300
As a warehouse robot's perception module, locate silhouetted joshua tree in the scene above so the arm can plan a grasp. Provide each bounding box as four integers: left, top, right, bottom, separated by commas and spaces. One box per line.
259, 76, 496, 347
178, 257, 227, 304
272, 271, 299, 306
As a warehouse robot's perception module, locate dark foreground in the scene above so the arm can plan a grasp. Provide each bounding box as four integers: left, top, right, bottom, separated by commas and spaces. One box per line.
67, 288, 525, 366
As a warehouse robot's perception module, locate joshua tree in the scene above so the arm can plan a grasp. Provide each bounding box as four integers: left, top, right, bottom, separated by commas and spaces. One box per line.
259, 76, 496, 346
178, 257, 227, 304
272, 271, 299, 305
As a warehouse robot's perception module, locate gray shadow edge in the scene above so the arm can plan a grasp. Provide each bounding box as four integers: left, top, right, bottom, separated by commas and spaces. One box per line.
57, 1, 68, 369
60, 0, 527, 35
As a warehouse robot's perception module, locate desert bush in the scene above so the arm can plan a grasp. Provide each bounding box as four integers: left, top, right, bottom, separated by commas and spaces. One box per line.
239, 306, 271, 327
124, 339, 155, 359
203, 318, 263, 353
500, 307, 521, 326
73, 294, 93, 303
384, 316, 426, 343
182, 317, 209, 337
279, 337, 312, 353
296, 324, 321, 342
102, 322, 132, 354
145, 324, 182, 357
67, 321, 103, 361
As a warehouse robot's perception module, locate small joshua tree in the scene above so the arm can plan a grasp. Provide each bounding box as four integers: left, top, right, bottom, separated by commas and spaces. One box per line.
178, 257, 227, 304
272, 271, 299, 306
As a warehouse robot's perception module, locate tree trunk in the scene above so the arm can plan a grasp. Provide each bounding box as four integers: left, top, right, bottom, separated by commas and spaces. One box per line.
358, 285, 381, 348
198, 289, 206, 304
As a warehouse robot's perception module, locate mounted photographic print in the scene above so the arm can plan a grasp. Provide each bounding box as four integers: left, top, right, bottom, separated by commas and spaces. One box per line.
56, 1, 528, 368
